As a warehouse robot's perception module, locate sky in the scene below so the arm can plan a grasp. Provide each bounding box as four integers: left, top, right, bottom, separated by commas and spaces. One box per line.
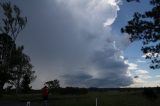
1, 0, 160, 89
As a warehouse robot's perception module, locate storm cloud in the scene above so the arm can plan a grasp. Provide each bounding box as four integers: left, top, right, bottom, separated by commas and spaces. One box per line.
3, 0, 134, 88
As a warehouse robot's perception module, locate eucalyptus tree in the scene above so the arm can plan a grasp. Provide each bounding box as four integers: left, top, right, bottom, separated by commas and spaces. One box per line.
0, 33, 15, 91
45, 79, 61, 93
10, 46, 36, 92
0, 2, 27, 41
122, 0, 160, 69
0, 2, 27, 92
0, 2, 36, 92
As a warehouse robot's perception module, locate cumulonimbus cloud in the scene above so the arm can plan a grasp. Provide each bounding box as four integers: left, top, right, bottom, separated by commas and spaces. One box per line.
53, 0, 134, 87
7, 0, 134, 88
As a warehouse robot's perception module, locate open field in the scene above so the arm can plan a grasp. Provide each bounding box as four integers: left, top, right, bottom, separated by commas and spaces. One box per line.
0, 91, 160, 106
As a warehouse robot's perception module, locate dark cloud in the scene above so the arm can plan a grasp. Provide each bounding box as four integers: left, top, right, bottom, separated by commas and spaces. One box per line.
63, 73, 133, 88
63, 45, 133, 88
1, 0, 134, 88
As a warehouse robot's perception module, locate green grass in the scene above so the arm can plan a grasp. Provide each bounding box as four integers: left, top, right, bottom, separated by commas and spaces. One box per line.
1, 91, 160, 106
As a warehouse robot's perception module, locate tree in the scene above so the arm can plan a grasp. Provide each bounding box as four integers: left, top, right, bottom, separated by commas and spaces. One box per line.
0, 2, 27, 64
0, 1, 27, 92
21, 74, 31, 92
10, 46, 36, 92
20, 61, 36, 92
20, 72, 35, 92
45, 79, 60, 90
0, 2, 27, 41
0, 2, 35, 92
0, 33, 15, 92
0, 34, 36, 92
121, 0, 160, 69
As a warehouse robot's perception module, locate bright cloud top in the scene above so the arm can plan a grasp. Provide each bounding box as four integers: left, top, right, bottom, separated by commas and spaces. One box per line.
56, 0, 120, 27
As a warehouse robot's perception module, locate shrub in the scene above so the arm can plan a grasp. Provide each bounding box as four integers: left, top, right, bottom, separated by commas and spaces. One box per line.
143, 88, 158, 101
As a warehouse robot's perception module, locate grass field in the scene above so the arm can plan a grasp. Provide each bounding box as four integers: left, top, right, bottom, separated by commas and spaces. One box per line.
0, 91, 160, 106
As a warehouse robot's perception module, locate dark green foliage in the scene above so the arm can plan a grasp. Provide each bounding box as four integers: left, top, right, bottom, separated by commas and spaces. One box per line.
21, 74, 31, 92
0, 2, 27, 92
0, 34, 36, 92
122, 0, 160, 69
45, 79, 60, 93
1, 88, 160, 106
44, 80, 88, 95
0, 2, 36, 93
0, 2, 27, 40
10, 46, 36, 92
45, 80, 60, 89
59, 87, 88, 95
0, 33, 15, 92
143, 88, 158, 101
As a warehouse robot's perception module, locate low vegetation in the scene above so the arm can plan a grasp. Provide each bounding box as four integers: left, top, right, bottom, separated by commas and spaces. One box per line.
0, 88, 160, 106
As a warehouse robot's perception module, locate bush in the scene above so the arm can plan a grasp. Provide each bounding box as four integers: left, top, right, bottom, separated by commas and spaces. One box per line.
143, 88, 158, 101
58, 87, 88, 95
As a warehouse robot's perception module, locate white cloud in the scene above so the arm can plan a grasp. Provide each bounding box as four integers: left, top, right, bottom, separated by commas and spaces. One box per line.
104, 18, 116, 26
133, 78, 145, 84
136, 70, 148, 75
141, 75, 152, 79
125, 60, 138, 70
130, 74, 152, 87
155, 75, 160, 78
52, 0, 133, 87
56, 0, 120, 27
136, 59, 146, 63
135, 69, 151, 80
124, 60, 152, 87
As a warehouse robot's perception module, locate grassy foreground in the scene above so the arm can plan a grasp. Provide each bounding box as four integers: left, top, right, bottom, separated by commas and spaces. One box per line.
0, 91, 160, 106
